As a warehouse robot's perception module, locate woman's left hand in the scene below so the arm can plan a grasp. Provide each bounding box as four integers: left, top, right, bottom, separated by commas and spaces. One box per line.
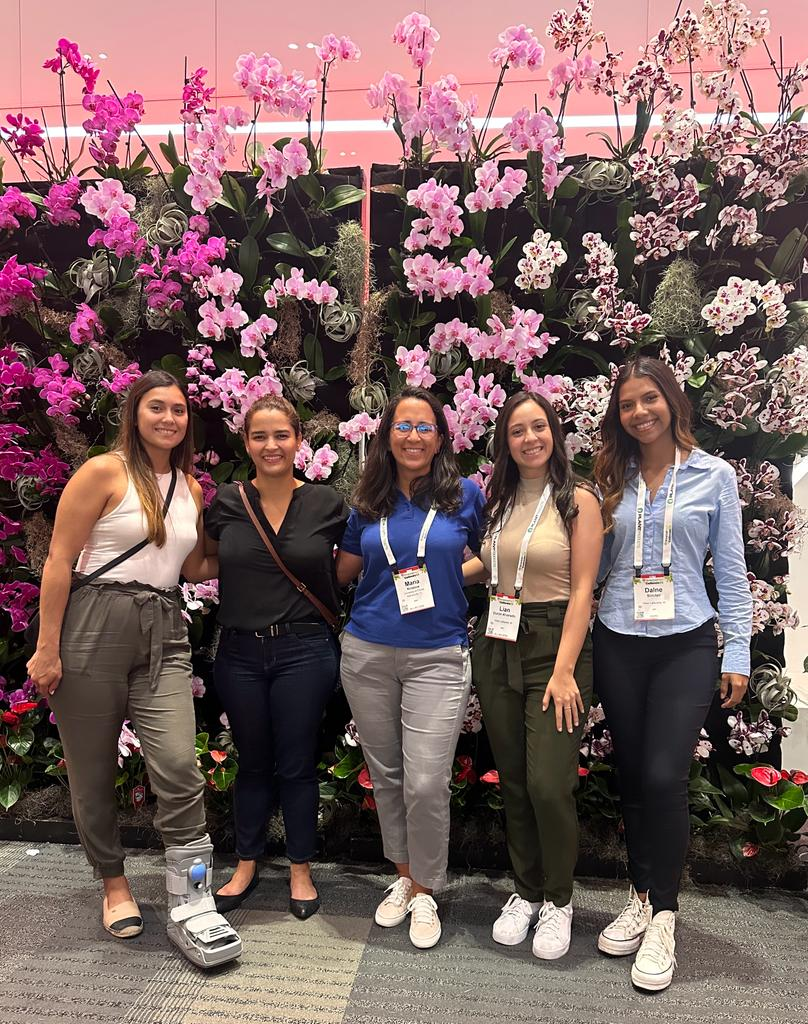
720, 672, 748, 709
542, 671, 585, 734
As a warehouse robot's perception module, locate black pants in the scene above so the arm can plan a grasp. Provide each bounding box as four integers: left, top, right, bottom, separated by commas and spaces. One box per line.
214, 625, 339, 862
592, 618, 718, 912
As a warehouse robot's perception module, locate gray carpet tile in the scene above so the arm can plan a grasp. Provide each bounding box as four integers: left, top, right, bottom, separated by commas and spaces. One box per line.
0, 843, 805, 1024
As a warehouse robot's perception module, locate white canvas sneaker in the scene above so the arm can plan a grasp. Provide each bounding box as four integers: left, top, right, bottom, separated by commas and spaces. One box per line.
407, 893, 442, 949
597, 885, 653, 956
532, 901, 573, 960
631, 910, 677, 992
374, 876, 413, 927
492, 893, 542, 946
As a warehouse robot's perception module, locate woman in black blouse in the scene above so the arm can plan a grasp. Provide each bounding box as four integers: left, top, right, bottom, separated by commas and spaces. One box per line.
205, 395, 347, 918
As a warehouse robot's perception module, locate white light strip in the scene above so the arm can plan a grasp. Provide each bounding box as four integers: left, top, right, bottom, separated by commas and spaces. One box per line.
39, 111, 783, 139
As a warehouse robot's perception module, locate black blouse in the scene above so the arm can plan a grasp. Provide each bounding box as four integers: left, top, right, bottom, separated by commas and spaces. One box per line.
205, 481, 348, 630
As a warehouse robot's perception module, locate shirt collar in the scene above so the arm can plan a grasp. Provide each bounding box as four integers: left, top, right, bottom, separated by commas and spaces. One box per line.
628, 447, 711, 474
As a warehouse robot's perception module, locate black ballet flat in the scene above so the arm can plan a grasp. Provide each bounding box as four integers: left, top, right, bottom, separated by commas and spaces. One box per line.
289, 894, 321, 920
214, 866, 260, 914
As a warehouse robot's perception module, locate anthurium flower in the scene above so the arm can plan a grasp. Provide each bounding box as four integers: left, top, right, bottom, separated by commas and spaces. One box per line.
749, 764, 782, 787
357, 765, 374, 789
480, 769, 500, 784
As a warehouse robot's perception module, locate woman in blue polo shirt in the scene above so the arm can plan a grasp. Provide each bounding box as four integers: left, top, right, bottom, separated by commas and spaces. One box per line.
592, 356, 752, 993
336, 386, 484, 951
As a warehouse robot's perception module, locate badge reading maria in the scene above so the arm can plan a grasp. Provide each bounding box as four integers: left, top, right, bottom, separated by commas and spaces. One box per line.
380, 507, 437, 616
632, 449, 680, 622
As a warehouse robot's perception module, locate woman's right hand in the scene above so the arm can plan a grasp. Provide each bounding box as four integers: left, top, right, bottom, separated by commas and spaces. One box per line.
26, 647, 63, 698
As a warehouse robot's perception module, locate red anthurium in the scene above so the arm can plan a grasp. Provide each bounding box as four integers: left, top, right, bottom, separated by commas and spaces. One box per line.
749, 765, 782, 787
1, 711, 20, 726
790, 769, 808, 786
455, 754, 477, 784
480, 769, 500, 784
362, 793, 377, 812
10, 701, 39, 714
578, 766, 590, 777
209, 749, 227, 763
742, 842, 760, 858
781, 769, 791, 781
357, 765, 374, 789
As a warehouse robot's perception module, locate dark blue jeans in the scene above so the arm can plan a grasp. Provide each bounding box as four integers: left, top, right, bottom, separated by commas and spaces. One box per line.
214, 625, 339, 862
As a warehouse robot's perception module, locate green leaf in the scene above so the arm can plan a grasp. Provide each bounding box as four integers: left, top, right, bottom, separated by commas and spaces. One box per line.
159, 353, 187, 380
0, 780, 22, 810
159, 131, 181, 169
248, 207, 270, 239
195, 732, 210, 756
324, 365, 346, 381
787, 104, 806, 124
763, 781, 807, 812
770, 228, 808, 280
321, 184, 366, 212
297, 174, 326, 206
210, 461, 233, 484
717, 762, 749, 805
170, 164, 191, 197
554, 174, 580, 199
266, 232, 309, 258
238, 235, 260, 293
754, 817, 784, 844
688, 775, 723, 796
217, 173, 248, 216
7, 726, 34, 757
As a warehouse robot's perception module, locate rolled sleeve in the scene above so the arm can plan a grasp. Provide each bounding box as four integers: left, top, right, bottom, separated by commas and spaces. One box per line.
710, 467, 753, 676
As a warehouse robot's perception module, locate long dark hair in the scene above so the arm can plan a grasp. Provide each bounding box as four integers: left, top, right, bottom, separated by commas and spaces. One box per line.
352, 385, 462, 519
113, 370, 194, 546
595, 356, 699, 531
486, 391, 585, 538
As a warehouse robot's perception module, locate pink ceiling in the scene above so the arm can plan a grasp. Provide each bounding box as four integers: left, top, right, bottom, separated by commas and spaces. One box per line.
1, 0, 806, 172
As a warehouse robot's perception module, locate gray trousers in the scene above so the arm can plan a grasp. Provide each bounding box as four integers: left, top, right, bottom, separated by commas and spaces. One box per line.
49, 580, 206, 879
340, 632, 471, 891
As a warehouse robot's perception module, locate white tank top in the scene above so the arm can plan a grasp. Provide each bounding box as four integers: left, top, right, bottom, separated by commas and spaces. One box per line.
76, 460, 198, 588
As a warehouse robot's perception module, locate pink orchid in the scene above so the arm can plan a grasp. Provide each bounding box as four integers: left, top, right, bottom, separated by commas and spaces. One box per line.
304, 444, 339, 481
68, 303, 105, 347
395, 344, 436, 388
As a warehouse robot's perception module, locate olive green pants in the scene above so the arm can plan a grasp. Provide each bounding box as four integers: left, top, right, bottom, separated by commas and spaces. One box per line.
49, 580, 206, 879
472, 601, 592, 906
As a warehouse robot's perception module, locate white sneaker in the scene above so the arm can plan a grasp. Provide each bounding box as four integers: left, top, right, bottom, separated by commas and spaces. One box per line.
597, 885, 653, 956
374, 876, 413, 928
532, 901, 573, 960
631, 911, 677, 992
492, 893, 542, 946
407, 893, 441, 949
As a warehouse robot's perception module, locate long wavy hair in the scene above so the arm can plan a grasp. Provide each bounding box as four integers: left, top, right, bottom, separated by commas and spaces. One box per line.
352, 386, 462, 519
486, 391, 586, 538
113, 370, 194, 546
595, 357, 699, 531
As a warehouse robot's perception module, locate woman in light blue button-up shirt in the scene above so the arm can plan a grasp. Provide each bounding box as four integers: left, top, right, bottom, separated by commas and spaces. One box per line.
591, 356, 752, 994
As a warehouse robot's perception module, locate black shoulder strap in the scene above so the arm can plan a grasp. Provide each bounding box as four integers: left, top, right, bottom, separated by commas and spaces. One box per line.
72, 467, 178, 591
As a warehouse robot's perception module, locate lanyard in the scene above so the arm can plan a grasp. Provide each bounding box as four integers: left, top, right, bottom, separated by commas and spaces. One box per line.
380, 506, 437, 569
490, 482, 553, 597
634, 448, 681, 577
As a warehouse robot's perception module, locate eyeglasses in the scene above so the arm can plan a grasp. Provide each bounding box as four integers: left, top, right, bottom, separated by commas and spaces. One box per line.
392, 421, 438, 436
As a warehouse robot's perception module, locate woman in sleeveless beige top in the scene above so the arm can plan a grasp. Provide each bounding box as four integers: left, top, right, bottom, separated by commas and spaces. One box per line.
463, 392, 603, 961
26, 370, 242, 969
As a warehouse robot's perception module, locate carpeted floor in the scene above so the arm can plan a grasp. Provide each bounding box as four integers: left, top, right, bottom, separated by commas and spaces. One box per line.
1, 841, 806, 1024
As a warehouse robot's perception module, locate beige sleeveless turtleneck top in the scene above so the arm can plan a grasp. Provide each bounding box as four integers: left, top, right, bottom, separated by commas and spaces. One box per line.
480, 476, 571, 602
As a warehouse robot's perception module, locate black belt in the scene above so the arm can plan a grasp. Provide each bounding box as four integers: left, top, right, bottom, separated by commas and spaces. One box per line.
225, 621, 328, 639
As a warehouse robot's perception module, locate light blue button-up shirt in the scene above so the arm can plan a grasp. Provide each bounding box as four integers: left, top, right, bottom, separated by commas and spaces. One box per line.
597, 448, 752, 675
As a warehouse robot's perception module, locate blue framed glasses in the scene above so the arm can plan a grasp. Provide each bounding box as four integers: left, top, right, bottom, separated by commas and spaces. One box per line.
392, 421, 438, 435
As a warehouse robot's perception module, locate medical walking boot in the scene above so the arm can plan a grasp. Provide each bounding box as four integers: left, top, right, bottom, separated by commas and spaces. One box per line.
165, 835, 243, 968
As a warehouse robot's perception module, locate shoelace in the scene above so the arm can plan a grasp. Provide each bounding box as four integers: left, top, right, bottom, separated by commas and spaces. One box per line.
536, 902, 567, 940
500, 893, 535, 923
409, 894, 438, 925
612, 893, 648, 932
639, 918, 677, 969
384, 877, 412, 908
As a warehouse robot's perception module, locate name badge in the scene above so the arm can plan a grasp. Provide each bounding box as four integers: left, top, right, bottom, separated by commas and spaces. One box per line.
485, 594, 522, 641
393, 565, 435, 615
633, 573, 675, 621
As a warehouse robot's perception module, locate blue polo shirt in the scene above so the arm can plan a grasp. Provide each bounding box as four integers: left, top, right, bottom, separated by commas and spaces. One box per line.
341, 477, 485, 649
